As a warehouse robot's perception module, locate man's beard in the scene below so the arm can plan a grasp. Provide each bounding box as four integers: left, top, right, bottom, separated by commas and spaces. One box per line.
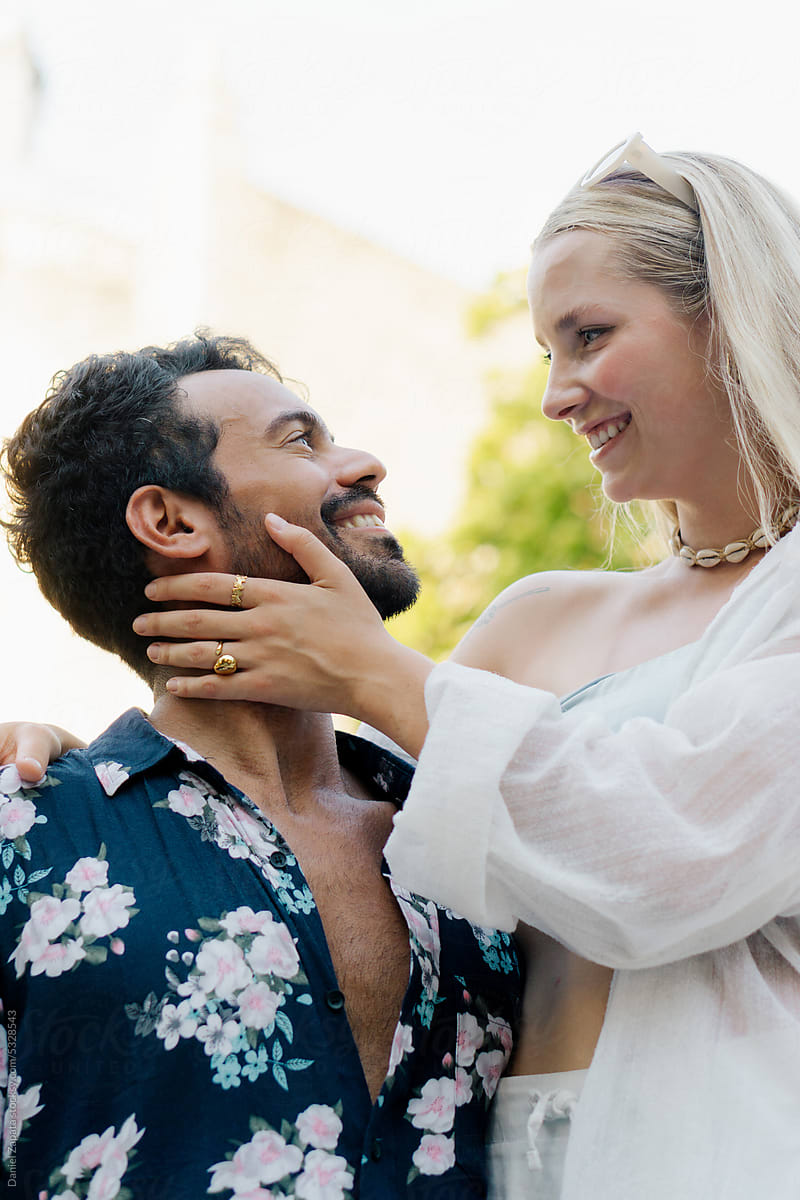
219, 486, 420, 620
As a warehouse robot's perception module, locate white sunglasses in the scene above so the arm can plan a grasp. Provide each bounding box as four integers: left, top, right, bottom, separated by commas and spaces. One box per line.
581, 132, 697, 211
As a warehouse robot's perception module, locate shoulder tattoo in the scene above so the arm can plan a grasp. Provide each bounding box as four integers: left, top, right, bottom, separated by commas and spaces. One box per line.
472, 586, 551, 630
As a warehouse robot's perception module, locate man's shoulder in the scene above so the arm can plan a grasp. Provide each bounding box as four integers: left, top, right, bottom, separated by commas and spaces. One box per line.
335, 729, 415, 807
0, 709, 181, 859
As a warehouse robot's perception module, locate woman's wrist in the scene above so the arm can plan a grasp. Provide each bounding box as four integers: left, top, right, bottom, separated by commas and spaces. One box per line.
350, 637, 434, 759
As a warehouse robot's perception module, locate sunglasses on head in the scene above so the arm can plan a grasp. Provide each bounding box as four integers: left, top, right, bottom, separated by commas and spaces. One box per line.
581, 132, 697, 212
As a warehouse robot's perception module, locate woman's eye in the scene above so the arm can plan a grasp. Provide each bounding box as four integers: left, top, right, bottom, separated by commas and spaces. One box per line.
580, 327, 609, 346
542, 350, 552, 365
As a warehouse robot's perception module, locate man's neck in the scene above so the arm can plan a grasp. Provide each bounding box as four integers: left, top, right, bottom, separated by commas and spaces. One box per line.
148, 692, 345, 818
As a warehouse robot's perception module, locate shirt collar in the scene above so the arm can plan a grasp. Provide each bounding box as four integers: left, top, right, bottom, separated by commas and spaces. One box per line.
85, 709, 180, 795
85, 709, 414, 806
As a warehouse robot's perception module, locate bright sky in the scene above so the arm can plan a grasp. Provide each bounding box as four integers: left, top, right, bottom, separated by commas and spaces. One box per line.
3, 0, 799, 736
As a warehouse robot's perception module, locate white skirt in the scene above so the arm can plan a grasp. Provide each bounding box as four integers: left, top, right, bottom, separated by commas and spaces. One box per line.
486, 1068, 588, 1200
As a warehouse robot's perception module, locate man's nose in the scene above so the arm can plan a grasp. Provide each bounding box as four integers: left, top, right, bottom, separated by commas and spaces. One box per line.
335, 445, 387, 489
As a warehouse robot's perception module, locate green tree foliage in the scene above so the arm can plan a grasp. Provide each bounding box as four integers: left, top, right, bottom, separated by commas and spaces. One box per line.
389, 276, 649, 661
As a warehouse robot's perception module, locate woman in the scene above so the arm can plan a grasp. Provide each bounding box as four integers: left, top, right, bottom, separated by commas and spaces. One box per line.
7, 135, 800, 1197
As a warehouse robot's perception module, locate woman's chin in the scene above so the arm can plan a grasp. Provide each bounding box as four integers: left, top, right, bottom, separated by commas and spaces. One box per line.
598, 474, 637, 505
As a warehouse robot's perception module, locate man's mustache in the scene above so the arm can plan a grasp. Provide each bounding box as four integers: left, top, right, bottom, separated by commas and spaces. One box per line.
321, 485, 385, 528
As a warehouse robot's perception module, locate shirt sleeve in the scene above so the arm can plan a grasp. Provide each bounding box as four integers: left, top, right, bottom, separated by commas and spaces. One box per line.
383, 644, 800, 970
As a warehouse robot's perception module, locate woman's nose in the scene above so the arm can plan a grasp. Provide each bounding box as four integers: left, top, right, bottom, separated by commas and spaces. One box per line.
540, 361, 588, 423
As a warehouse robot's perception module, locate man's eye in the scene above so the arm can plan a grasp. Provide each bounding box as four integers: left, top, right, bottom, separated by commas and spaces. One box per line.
289, 431, 313, 447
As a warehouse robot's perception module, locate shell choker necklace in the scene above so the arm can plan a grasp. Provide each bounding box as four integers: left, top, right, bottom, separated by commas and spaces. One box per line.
670, 505, 799, 567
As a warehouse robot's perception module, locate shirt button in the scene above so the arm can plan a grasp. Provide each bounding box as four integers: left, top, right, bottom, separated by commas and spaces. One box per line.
370, 1137, 383, 1161
269, 850, 287, 867
325, 989, 346, 1012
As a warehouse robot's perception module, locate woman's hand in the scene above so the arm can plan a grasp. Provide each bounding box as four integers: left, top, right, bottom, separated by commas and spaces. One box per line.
0, 723, 87, 782
133, 515, 433, 758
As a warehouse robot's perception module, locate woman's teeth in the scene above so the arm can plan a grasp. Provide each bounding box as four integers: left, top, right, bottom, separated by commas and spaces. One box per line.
587, 416, 631, 451
339, 513, 385, 530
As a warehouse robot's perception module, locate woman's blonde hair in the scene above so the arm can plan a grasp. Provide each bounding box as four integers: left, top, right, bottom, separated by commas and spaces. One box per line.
535, 152, 800, 541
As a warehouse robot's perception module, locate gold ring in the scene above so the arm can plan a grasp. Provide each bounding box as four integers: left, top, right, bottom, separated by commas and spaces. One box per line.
213, 653, 238, 676
214, 640, 224, 659
230, 575, 247, 608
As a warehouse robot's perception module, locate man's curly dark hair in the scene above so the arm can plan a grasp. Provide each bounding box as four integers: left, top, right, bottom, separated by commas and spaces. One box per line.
2, 331, 282, 682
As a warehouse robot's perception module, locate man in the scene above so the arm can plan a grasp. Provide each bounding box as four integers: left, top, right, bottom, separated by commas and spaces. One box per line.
0, 334, 520, 1198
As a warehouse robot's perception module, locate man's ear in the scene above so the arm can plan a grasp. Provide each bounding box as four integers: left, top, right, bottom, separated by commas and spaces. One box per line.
126, 486, 214, 567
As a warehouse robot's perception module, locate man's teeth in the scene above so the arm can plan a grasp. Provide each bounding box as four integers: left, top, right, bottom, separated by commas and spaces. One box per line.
339, 513, 385, 530
587, 416, 631, 451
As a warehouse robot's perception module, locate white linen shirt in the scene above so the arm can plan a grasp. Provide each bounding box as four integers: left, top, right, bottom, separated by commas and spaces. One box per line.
384, 525, 800, 1200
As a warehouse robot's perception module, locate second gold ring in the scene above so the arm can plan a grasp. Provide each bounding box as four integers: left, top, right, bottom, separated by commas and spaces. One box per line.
213, 640, 238, 676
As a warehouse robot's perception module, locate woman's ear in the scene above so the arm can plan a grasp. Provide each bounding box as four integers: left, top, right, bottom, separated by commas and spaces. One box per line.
126, 485, 213, 565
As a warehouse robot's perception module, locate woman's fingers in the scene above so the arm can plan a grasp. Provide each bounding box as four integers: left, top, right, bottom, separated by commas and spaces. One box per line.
133, 608, 249, 641
264, 515, 364, 591
146, 639, 245, 670
139, 520, 365, 633
144, 572, 260, 608
0, 722, 86, 780
164, 672, 259, 700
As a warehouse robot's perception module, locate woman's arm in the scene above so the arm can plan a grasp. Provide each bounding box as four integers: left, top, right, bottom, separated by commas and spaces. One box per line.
0, 723, 87, 780
384, 646, 800, 968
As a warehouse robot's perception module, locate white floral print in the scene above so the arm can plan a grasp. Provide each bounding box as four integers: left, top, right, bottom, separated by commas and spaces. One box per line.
25, 936, 87, 979
0, 764, 43, 794
236, 981, 281, 1030
387, 1022, 414, 1078
295, 1148, 353, 1199
195, 937, 253, 1002
155, 999, 199, 1050
196, 1013, 242, 1059
155, 771, 317, 912
29, 894, 82, 940
486, 1013, 513, 1053
126, 909, 312, 1091
1, 1070, 44, 1163
50, 1113, 144, 1198
296, 1104, 343, 1150
475, 1048, 506, 1099
403, 1001, 515, 1182
0, 769, 55, 918
0, 794, 38, 840
246, 921, 301, 980
406, 1077, 456, 1134
9, 847, 137, 979
219, 906, 277, 937
411, 1133, 455, 1176
80, 884, 136, 939
65, 857, 109, 894
208, 1107, 353, 1198
92, 761, 130, 796
455, 1011, 485, 1067
165, 781, 207, 817
454, 1066, 473, 1107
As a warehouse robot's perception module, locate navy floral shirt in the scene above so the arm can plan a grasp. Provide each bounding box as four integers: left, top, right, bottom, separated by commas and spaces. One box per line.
0, 710, 521, 1199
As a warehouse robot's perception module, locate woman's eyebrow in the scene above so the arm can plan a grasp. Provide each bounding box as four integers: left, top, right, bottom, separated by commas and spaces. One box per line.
535, 308, 599, 348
